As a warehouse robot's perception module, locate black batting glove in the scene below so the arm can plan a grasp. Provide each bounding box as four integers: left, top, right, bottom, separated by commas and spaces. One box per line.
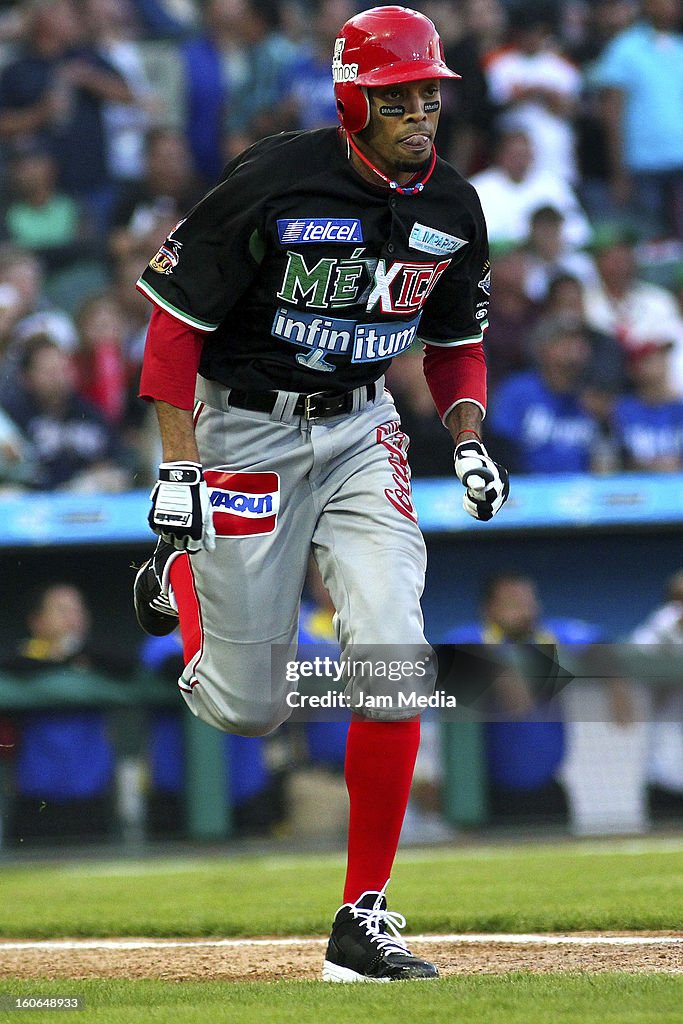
149, 461, 216, 552
454, 439, 509, 522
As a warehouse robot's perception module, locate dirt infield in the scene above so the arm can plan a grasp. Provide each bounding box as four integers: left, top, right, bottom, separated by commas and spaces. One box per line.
2, 935, 682, 982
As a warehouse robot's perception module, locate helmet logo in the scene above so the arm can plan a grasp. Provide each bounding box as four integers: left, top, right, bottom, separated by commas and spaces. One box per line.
333, 37, 358, 82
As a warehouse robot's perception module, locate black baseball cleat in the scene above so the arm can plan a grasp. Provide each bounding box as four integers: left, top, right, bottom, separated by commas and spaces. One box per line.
322, 889, 438, 982
133, 539, 182, 636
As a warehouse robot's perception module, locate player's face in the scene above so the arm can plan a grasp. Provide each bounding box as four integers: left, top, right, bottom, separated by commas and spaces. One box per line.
357, 79, 441, 183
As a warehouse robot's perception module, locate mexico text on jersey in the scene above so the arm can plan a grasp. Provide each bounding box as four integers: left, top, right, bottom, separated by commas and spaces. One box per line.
137, 127, 490, 394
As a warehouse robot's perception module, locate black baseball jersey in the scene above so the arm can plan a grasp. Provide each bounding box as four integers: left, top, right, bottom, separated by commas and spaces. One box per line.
138, 127, 490, 394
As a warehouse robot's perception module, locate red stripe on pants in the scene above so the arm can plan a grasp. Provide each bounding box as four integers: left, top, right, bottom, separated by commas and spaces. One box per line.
169, 554, 203, 671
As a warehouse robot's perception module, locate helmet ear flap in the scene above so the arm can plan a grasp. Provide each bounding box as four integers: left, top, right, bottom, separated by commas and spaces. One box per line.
336, 84, 370, 134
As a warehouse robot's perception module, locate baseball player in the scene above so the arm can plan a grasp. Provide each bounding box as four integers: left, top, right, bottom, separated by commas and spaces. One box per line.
133, 5, 509, 982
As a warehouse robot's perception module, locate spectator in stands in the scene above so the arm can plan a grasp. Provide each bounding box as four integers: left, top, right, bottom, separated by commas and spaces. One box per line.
485, 2, 582, 183
483, 241, 540, 391
0, 246, 77, 359
1, 582, 134, 843
437, 0, 503, 174
591, 0, 683, 237
630, 568, 683, 817
283, 0, 354, 131
573, 0, 640, 221
1, 143, 90, 273
522, 204, 596, 305
542, 271, 627, 403
75, 293, 132, 426
179, 0, 249, 182
179, 0, 303, 176
613, 335, 683, 471
0, 0, 135, 229
581, 223, 683, 394
110, 254, 158, 481
0, 279, 23, 361
486, 314, 601, 474
85, 0, 161, 186
112, 252, 153, 365
225, 0, 304, 151
470, 128, 591, 248
109, 128, 202, 264
385, 347, 454, 477
0, 334, 131, 490
130, 0, 199, 41
0, 403, 31, 489
569, 0, 639, 67
442, 571, 575, 822
443, 570, 644, 831
75, 290, 150, 472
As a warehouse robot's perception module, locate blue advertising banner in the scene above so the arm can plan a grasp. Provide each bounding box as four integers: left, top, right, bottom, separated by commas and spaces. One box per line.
0, 473, 682, 546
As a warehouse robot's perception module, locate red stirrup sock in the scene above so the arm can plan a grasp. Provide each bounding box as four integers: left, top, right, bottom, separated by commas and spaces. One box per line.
168, 553, 202, 663
343, 715, 421, 904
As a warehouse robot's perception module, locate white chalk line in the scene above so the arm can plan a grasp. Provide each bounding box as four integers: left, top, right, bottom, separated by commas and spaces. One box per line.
1, 934, 683, 952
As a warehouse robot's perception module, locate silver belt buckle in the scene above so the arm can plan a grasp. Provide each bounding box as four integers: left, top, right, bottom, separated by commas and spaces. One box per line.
304, 392, 325, 420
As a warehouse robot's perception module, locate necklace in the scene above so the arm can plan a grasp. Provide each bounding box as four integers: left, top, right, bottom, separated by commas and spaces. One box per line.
342, 129, 436, 196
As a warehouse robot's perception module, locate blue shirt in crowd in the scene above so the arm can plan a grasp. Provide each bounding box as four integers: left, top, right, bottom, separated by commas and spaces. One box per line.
490, 371, 597, 474
592, 23, 683, 172
443, 618, 604, 791
613, 394, 683, 466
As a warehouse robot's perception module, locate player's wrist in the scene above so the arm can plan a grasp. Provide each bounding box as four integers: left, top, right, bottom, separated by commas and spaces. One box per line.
453, 428, 481, 444
158, 461, 203, 484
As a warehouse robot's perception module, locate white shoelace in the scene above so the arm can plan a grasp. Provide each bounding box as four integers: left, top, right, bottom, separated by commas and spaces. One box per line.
347, 892, 409, 957
149, 552, 179, 615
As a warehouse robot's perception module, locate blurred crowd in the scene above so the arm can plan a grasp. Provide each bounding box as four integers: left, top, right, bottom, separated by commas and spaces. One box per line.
4, 564, 683, 845
0, 0, 682, 488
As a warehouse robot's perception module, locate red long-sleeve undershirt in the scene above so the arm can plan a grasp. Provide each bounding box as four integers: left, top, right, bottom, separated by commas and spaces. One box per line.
139, 306, 205, 410
422, 340, 487, 422
139, 305, 488, 419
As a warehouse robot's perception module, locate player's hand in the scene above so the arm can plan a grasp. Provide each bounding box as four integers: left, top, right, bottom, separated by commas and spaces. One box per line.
454, 439, 509, 521
149, 461, 216, 552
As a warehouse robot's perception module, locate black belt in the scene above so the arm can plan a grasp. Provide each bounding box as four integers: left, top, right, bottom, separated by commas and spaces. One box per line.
228, 383, 376, 420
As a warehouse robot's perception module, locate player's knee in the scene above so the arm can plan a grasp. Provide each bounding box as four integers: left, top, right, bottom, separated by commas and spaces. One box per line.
189, 694, 291, 737
224, 707, 288, 737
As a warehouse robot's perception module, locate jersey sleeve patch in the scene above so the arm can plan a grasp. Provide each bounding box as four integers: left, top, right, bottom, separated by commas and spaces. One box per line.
409, 222, 468, 256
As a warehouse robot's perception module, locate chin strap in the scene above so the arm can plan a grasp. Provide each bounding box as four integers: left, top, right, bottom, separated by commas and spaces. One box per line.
343, 129, 437, 195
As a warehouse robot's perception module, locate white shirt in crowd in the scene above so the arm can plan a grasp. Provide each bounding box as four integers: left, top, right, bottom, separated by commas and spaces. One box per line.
469, 165, 592, 249
582, 278, 683, 396
486, 48, 582, 183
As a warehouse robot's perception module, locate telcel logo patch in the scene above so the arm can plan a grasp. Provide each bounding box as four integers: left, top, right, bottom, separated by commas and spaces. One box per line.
277, 218, 363, 244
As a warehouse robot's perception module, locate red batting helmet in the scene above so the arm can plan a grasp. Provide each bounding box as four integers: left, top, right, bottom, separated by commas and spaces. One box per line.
333, 6, 460, 134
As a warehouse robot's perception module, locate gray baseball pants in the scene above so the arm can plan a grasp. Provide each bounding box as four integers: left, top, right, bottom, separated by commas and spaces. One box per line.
174, 376, 431, 735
